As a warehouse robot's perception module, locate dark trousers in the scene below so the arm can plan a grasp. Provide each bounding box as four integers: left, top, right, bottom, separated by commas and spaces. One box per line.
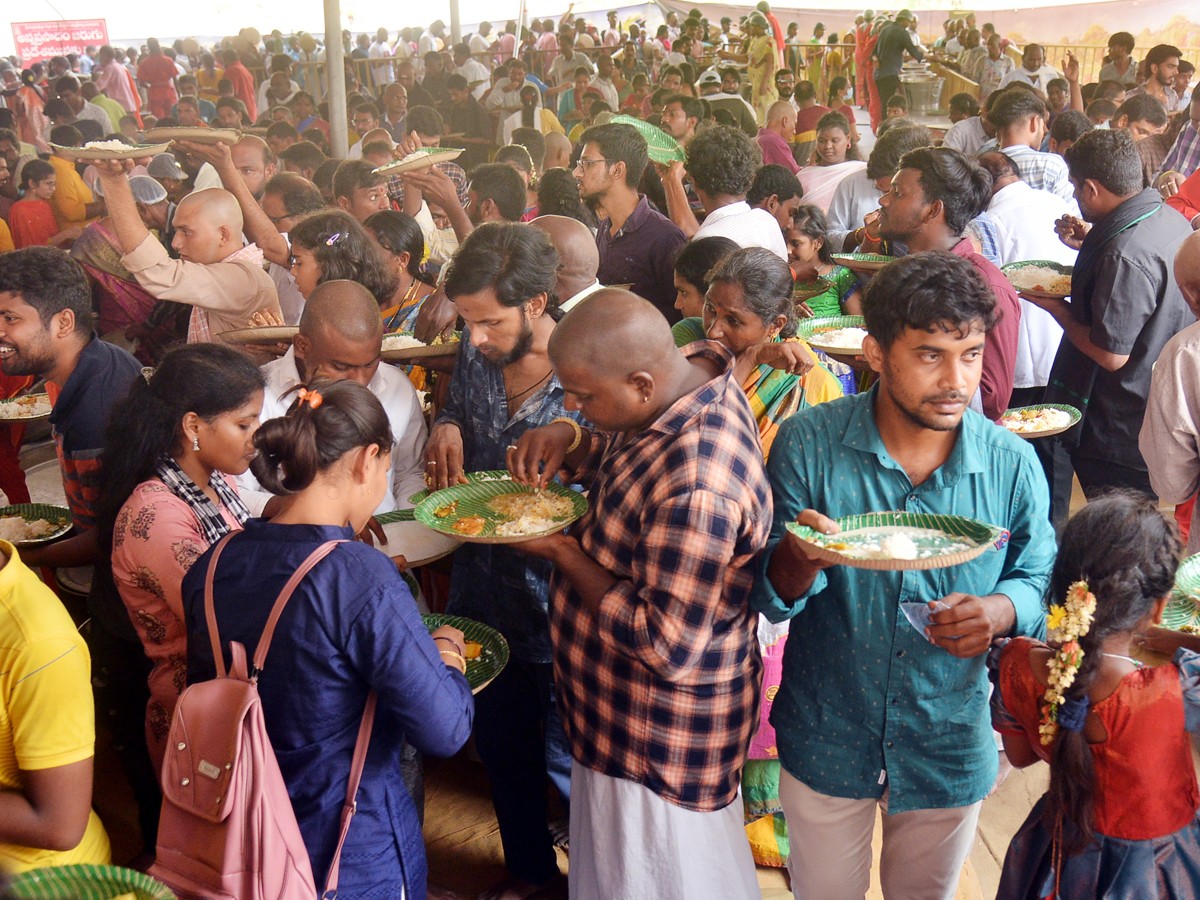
1072, 455, 1156, 502
876, 74, 901, 108
1035, 436, 1156, 531
472, 658, 570, 885
1008, 386, 1046, 410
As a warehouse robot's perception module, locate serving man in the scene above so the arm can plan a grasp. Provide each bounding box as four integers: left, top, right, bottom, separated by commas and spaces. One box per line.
752, 250, 1055, 899
508, 290, 771, 900
94, 161, 281, 343
425, 223, 579, 900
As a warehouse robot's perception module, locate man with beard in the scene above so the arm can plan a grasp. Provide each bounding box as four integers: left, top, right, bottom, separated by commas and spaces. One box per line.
751, 250, 1054, 900
424, 223, 579, 900
577, 123, 685, 322
1128, 43, 1183, 112
877, 146, 1020, 420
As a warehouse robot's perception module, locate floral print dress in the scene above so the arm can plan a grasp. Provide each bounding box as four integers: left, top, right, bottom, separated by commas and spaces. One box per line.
111, 477, 243, 768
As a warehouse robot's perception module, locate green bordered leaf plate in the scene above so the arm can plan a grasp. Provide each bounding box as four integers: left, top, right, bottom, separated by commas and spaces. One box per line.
415, 478, 587, 545
831, 252, 893, 275
786, 511, 1009, 571
5, 863, 177, 899
1165, 553, 1200, 632
795, 315, 867, 355
407, 469, 517, 506
611, 114, 686, 164
373, 146, 464, 175
793, 279, 831, 303
0, 392, 52, 421
0, 503, 72, 546
999, 403, 1082, 440
1000, 259, 1074, 299
423, 613, 509, 694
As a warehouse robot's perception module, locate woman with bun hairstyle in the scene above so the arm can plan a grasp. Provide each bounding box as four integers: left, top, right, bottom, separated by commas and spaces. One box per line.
181, 379, 473, 897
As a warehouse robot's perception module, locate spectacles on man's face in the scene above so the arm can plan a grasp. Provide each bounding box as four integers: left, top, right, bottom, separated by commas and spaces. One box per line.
574, 158, 611, 170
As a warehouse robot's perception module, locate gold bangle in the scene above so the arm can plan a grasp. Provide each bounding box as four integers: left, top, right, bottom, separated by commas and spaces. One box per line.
438, 649, 467, 671
551, 417, 583, 453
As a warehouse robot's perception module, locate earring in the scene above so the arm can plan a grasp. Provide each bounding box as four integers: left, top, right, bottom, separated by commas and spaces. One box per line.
192, 435, 200, 451
642, 394, 650, 403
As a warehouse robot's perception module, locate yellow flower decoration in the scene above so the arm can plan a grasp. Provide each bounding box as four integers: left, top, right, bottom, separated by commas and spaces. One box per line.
1040, 580, 1096, 745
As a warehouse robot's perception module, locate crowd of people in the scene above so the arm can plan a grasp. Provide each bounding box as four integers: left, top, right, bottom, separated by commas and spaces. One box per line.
0, 7, 1199, 900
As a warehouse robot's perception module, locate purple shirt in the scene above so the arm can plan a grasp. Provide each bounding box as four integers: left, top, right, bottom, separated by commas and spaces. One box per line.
596, 194, 686, 323
757, 128, 800, 174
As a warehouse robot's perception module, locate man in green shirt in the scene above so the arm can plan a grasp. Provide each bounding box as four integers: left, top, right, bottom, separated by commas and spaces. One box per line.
751, 250, 1054, 899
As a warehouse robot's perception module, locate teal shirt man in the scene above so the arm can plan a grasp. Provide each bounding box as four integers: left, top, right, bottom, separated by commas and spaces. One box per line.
751, 388, 1054, 812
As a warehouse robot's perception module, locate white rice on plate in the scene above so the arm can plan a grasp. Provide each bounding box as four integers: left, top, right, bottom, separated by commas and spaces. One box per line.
83, 139, 132, 151
1001, 407, 1073, 433
488, 493, 575, 536
0, 515, 58, 543
813, 326, 868, 350
381, 334, 425, 351
0, 395, 51, 419
1007, 266, 1072, 294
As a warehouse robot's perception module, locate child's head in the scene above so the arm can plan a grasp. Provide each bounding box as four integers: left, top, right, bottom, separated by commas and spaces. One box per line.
886, 94, 909, 117
21, 159, 56, 199
1045, 492, 1181, 845
786, 203, 834, 268
251, 378, 394, 530
672, 235, 739, 319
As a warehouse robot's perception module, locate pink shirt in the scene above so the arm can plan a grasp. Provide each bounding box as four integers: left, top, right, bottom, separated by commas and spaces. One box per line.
757, 128, 800, 174
111, 478, 243, 767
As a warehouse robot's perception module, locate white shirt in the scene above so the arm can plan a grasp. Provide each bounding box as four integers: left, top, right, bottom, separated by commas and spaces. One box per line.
999, 64, 1061, 93
825, 169, 881, 252
268, 237, 306, 325
589, 76, 619, 111
75, 100, 112, 131
456, 58, 491, 99
942, 117, 989, 156
987, 180, 1077, 388
191, 163, 223, 193
549, 53, 593, 86
237, 346, 428, 515
559, 279, 603, 314
369, 40, 395, 85
257, 78, 301, 116
694, 201, 788, 259
468, 33, 492, 56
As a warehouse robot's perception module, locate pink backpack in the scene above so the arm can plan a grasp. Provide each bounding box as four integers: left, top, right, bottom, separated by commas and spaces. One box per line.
150, 536, 376, 899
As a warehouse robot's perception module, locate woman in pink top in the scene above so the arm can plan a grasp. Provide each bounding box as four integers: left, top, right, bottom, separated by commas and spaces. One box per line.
101, 344, 265, 768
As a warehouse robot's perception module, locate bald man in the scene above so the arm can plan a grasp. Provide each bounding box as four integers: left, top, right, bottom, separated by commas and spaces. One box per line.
96, 161, 281, 343
237, 279, 427, 516
1140, 231, 1200, 551
530, 214, 600, 312
543, 131, 573, 172
757, 100, 800, 174
508, 290, 771, 900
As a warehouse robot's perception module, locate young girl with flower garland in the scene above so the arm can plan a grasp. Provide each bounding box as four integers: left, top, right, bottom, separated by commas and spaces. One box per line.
990, 493, 1200, 898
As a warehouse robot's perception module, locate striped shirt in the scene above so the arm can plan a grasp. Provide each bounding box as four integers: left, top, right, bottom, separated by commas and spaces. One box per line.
550, 341, 772, 811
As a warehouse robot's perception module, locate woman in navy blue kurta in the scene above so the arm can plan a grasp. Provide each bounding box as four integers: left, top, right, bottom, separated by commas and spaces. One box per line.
182, 379, 473, 899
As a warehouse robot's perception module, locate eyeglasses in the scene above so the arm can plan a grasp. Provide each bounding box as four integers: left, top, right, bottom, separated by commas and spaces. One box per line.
575, 158, 611, 169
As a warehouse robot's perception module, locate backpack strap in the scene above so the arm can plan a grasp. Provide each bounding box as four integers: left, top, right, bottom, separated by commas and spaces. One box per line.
252, 539, 345, 674
203, 532, 240, 678
322, 690, 378, 898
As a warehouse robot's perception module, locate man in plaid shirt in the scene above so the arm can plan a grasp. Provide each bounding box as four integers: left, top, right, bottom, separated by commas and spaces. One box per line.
509, 290, 771, 900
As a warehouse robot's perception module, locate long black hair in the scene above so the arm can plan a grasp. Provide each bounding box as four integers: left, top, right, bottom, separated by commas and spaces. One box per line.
289, 209, 398, 306
1045, 492, 1181, 849
364, 209, 426, 280
96, 344, 265, 550
251, 379, 393, 495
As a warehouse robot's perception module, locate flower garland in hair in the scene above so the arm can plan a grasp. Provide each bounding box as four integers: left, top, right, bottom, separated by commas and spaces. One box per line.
1039, 580, 1097, 745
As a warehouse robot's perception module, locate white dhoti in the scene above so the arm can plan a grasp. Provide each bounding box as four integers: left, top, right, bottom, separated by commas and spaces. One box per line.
568, 760, 760, 900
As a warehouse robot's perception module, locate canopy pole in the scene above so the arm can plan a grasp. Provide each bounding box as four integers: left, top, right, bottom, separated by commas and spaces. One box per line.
324, 0, 349, 158
451, 0, 462, 44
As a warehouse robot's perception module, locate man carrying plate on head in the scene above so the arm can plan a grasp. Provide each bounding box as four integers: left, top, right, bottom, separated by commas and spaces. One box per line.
750, 250, 1055, 900
507, 289, 772, 900
423, 222, 581, 900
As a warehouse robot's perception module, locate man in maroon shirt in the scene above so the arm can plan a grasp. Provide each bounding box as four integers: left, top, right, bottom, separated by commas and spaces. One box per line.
221, 49, 258, 123
878, 146, 1020, 420
137, 38, 178, 120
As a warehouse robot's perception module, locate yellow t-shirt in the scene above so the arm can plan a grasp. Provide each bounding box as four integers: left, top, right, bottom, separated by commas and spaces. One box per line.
48, 155, 96, 229
0, 541, 111, 872
0, 219, 13, 255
